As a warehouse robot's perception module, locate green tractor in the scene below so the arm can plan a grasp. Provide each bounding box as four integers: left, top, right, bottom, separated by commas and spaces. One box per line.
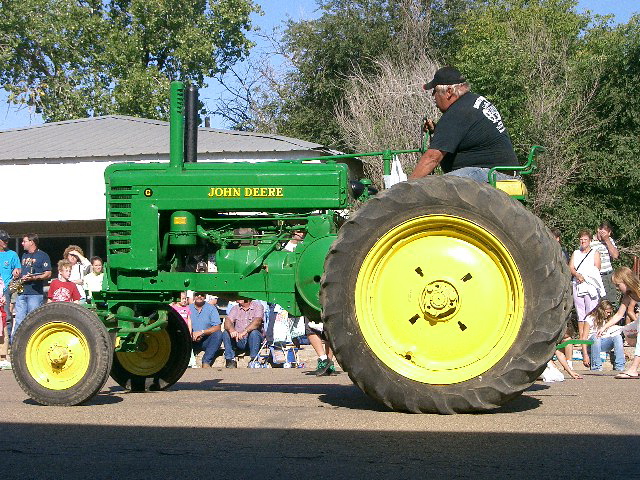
12, 82, 570, 413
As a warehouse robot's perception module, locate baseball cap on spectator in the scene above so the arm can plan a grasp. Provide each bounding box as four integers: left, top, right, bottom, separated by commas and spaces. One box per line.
423, 66, 466, 91
0, 230, 10, 244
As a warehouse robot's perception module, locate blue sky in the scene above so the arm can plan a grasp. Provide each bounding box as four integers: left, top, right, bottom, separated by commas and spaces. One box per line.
0, 0, 637, 130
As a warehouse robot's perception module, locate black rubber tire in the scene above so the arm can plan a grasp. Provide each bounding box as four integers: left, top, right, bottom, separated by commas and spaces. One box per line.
321, 176, 572, 414
110, 306, 191, 392
12, 302, 113, 406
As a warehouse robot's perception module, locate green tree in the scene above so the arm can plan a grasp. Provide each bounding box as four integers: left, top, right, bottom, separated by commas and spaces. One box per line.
452, 1, 640, 255
275, 0, 474, 148
0, 0, 259, 121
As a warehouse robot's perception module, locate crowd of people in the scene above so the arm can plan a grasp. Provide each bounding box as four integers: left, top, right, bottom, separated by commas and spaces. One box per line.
0, 229, 335, 376
547, 222, 640, 381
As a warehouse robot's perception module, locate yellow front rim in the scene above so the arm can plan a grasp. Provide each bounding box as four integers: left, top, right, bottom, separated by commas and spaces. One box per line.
115, 330, 171, 376
26, 322, 90, 390
355, 215, 524, 385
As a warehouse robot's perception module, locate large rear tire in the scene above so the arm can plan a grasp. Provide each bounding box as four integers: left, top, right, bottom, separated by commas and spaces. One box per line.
12, 302, 113, 406
322, 176, 571, 414
110, 307, 191, 392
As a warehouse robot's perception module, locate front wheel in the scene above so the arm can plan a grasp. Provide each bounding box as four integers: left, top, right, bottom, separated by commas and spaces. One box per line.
110, 307, 191, 392
12, 302, 113, 406
322, 176, 571, 414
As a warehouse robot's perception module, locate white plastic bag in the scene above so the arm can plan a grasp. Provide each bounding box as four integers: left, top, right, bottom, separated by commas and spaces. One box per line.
272, 309, 291, 343
541, 361, 565, 382
383, 156, 407, 189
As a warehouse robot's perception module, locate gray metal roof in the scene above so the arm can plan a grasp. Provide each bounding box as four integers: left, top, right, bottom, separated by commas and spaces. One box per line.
0, 115, 325, 161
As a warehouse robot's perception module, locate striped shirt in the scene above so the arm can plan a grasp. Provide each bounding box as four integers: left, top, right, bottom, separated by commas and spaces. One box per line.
590, 238, 616, 274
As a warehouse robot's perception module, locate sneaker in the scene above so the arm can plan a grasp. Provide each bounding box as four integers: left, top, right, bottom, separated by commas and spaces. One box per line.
314, 358, 334, 376
0, 359, 11, 370
225, 359, 237, 368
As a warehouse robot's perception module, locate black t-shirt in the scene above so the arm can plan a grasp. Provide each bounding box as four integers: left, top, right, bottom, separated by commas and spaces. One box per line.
430, 92, 518, 173
20, 249, 51, 295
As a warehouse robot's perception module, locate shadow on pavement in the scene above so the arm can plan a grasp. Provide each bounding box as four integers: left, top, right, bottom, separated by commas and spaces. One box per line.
2, 422, 638, 479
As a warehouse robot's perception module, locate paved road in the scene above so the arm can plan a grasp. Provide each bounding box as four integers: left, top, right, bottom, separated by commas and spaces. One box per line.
1, 365, 639, 479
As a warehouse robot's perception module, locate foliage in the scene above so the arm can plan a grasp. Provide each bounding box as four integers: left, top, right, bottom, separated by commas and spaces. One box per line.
0, 0, 259, 121
273, 0, 474, 149
336, 53, 440, 188
451, 1, 640, 255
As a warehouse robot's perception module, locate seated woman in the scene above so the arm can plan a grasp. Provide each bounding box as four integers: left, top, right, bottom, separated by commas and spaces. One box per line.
597, 267, 640, 378
581, 300, 625, 372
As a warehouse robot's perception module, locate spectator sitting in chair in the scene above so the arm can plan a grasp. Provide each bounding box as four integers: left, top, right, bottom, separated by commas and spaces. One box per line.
223, 298, 264, 368
188, 292, 223, 368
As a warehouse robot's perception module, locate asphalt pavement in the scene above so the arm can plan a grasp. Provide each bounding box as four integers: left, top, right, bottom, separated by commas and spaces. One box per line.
1, 362, 639, 479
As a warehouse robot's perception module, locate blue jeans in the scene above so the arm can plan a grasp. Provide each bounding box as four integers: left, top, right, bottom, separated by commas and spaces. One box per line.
223, 329, 262, 360
12, 293, 44, 342
445, 167, 517, 184
590, 334, 625, 371
192, 330, 223, 366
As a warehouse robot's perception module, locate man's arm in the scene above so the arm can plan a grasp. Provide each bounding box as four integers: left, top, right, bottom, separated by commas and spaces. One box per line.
23, 270, 51, 282
409, 149, 445, 180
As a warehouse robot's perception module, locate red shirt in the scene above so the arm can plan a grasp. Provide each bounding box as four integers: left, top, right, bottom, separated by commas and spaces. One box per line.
48, 279, 81, 302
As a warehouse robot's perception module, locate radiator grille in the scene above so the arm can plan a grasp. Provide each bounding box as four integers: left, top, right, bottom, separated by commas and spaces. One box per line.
107, 186, 133, 255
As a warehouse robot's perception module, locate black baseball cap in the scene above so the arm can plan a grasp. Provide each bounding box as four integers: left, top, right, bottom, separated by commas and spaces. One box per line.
423, 66, 466, 90
0, 230, 9, 244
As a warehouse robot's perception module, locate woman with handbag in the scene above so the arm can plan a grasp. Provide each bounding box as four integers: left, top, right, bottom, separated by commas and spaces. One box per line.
569, 230, 605, 342
597, 267, 640, 378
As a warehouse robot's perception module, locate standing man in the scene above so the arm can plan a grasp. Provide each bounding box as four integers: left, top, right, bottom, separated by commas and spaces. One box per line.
188, 292, 223, 368
591, 220, 619, 304
13, 234, 51, 340
0, 230, 20, 369
410, 66, 520, 182
223, 298, 264, 368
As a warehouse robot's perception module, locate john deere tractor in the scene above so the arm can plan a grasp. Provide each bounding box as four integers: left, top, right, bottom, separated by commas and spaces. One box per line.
12, 82, 570, 413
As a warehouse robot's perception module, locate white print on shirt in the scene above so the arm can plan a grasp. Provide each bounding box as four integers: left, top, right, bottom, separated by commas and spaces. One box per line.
52, 286, 74, 302
473, 96, 506, 133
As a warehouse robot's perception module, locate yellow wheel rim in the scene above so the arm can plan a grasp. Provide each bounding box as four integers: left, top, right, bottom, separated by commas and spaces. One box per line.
355, 215, 524, 384
115, 330, 171, 376
26, 322, 90, 390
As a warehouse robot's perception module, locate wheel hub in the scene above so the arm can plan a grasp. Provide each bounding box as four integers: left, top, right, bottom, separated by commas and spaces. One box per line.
420, 280, 459, 321
48, 345, 70, 367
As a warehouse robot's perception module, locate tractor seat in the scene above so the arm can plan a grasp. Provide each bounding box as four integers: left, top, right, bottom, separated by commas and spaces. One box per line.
495, 179, 527, 197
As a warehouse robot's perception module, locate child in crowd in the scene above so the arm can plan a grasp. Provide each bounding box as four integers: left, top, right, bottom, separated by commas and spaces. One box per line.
171, 291, 196, 367
581, 299, 625, 372
596, 267, 640, 378
171, 291, 192, 332
82, 256, 104, 301
48, 259, 81, 303
63, 245, 91, 302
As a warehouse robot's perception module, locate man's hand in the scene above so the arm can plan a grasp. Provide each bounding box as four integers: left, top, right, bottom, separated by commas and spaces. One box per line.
230, 330, 239, 340
20, 273, 35, 283
422, 118, 435, 134
192, 330, 205, 342
237, 330, 248, 340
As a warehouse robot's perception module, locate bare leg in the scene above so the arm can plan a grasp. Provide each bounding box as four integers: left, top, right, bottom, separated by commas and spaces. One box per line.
556, 349, 582, 379
308, 332, 333, 360
622, 356, 640, 376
